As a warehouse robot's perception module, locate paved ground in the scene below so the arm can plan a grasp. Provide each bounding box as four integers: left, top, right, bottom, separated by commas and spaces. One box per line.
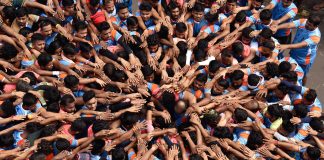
132, 1, 324, 102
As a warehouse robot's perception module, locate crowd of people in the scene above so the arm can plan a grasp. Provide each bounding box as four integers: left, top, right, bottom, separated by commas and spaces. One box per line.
0, 0, 323, 159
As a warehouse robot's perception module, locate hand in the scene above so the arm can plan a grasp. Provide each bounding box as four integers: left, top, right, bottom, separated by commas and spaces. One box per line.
277, 44, 289, 52
126, 93, 142, 99
58, 86, 73, 95
239, 145, 255, 158
189, 113, 201, 125
126, 105, 142, 113
308, 111, 321, 118
90, 33, 99, 45
256, 88, 268, 98
172, 60, 181, 72
76, 11, 85, 21
218, 139, 230, 150
105, 143, 116, 152
196, 145, 209, 154
269, 25, 278, 34
257, 146, 273, 158
133, 120, 147, 131
135, 69, 144, 80
220, 23, 227, 31
265, 143, 276, 151
98, 112, 115, 121
43, 5, 56, 15
167, 128, 178, 135
119, 58, 131, 70
113, 61, 124, 70
1, 61, 16, 72
167, 145, 179, 159
290, 117, 301, 125
187, 37, 196, 48
127, 72, 139, 85
249, 30, 260, 38
173, 45, 180, 57
160, 111, 172, 123
12, 91, 26, 98
307, 126, 318, 136
147, 56, 158, 71
15, 34, 27, 43
11, 115, 26, 121
95, 78, 107, 87
56, 7, 65, 20
75, 65, 87, 73
137, 87, 150, 97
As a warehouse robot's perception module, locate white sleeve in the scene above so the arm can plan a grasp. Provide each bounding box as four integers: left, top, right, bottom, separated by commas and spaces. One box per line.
274, 132, 289, 142
186, 50, 193, 65
198, 56, 216, 66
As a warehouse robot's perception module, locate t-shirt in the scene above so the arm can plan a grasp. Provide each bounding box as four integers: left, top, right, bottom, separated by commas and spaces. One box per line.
271, 0, 297, 37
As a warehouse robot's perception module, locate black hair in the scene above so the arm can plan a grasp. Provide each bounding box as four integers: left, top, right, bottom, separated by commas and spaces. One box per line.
111, 147, 127, 160
161, 91, 176, 110
74, 21, 88, 32
90, 0, 100, 7
46, 40, 62, 55
103, 63, 115, 77
196, 73, 207, 83
142, 65, 154, 77
192, 3, 204, 12
16, 80, 32, 92
0, 133, 14, 148
168, 1, 179, 10
278, 61, 292, 74
98, 22, 111, 32
60, 94, 75, 106
267, 104, 284, 119
70, 119, 86, 132
0, 43, 19, 60
26, 122, 42, 134
83, 90, 96, 103
158, 25, 169, 39
64, 75, 79, 88
2, 6, 16, 23
21, 72, 37, 85
39, 20, 52, 29
29, 152, 46, 160
19, 27, 33, 37
281, 119, 295, 133
91, 139, 105, 155
189, 154, 203, 160
213, 127, 233, 140
46, 102, 60, 113
63, 43, 77, 56
55, 138, 70, 151
113, 70, 127, 82
242, 27, 254, 39
308, 14, 321, 26
79, 42, 93, 53
37, 53, 53, 67
0, 101, 15, 118
205, 12, 219, 23
31, 33, 45, 43
23, 93, 38, 107
194, 49, 206, 62
227, 0, 237, 3
62, 0, 74, 7
304, 89, 317, 102
266, 62, 279, 78
277, 83, 290, 95
230, 70, 244, 81
246, 131, 264, 150
293, 104, 308, 118
177, 41, 188, 55
309, 118, 324, 133
260, 9, 272, 21
261, 41, 275, 50
175, 22, 187, 33
43, 87, 61, 104
209, 60, 221, 73
37, 139, 53, 155
259, 28, 273, 39
234, 108, 248, 123
16, 7, 27, 18
306, 147, 321, 160
177, 54, 186, 67
126, 16, 138, 26
197, 39, 208, 50
232, 41, 244, 55
147, 34, 160, 47
116, 3, 128, 12
281, 71, 298, 82
139, 2, 152, 11
218, 78, 230, 89
92, 120, 109, 134
120, 112, 140, 129
235, 11, 246, 23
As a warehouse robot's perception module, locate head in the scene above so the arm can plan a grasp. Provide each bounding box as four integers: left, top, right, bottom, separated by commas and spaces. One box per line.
22, 93, 38, 111
242, 100, 260, 112
273, 83, 289, 99
82, 91, 97, 110
161, 91, 176, 109
74, 21, 88, 39
281, 71, 298, 82
279, 61, 292, 74
213, 127, 233, 139
63, 43, 77, 60
252, 0, 263, 9
221, 50, 234, 66
139, 2, 153, 21
303, 147, 321, 160
70, 119, 86, 134
126, 16, 139, 31
47, 40, 62, 56
194, 49, 206, 62
278, 118, 295, 136
259, 41, 275, 58
233, 108, 248, 123
282, 0, 293, 8
202, 110, 221, 126
175, 22, 187, 39
235, 11, 247, 25
37, 53, 53, 70
60, 94, 76, 113
91, 139, 105, 155
309, 118, 324, 134
0, 101, 15, 118
262, 62, 279, 79
259, 9, 272, 25
120, 112, 140, 129
175, 100, 187, 114
89, 0, 100, 10
79, 42, 93, 59
189, 154, 203, 160
62, 0, 75, 15
247, 74, 262, 90
205, 12, 219, 24
104, 0, 115, 14
142, 65, 155, 82
21, 72, 37, 85
208, 60, 221, 78
230, 70, 244, 89
241, 27, 254, 44
29, 152, 46, 160
292, 104, 308, 118
226, 0, 237, 12
147, 34, 160, 53
98, 22, 112, 40
31, 33, 45, 52
55, 138, 70, 152
111, 148, 127, 160
265, 104, 283, 121
40, 20, 53, 37
0, 43, 20, 65
193, 73, 207, 90
15, 8, 28, 27
305, 15, 321, 31
232, 41, 244, 57
302, 89, 317, 105
246, 131, 264, 150
0, 133, 14, 148
258, 28, 273, 43
169, 1, 180, 19
117, 3, 129, 20
19, 27, 33, 42
192, 3, 205, 22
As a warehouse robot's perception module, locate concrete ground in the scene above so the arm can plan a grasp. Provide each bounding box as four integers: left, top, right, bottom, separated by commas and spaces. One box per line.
132, 1, 324, 102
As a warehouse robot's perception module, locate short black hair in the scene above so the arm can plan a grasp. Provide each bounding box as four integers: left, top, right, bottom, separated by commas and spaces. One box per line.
83, 90, 96, 102
0, 101, 15, 118
62, 0, 74, 7
304, 89, 317, 102
266, 62, 279, 78
0, 43, 18, 60
98, 22, 110, 32
205, 12, 219, 23
79, 42, 93, 53
111, 147, 127, 160
31, 33, 45, 43
64, 75, 79, 88
230, 70, 244, 81
281, 119, 295, 133
281, 71, 298, 82
63, 43, 77, 56
259, 28, 273, 39
261, 40, 275, 50
260, 9, 272, 21
126, 16, 138, 26
30, 152, 46, 160
293, 104, 308, 118
175, 22, 187, 33
43, 87, 60, 104
235, 11, 246, 23
142, 65, 154, 77
91, 139, 105, 155
37, 53, 53, 67
232, 41, 244, 55
16, 7, 27, 18
0, 133, 14, 148
208, 60, 221, 73
279, 61, 292, 74
139, 2, 152, 11
306, 146, 321, 160
189, 154, 203, 160
308, 14, 321, 26
194, 49, 206, 62
196, 73, 207, 83
267, 104, 283, 119
147, 34, 160, 46
242, 27, 254, 39
23, 93, 38, 107
19, 27, 32, 37
309, 118, 324, 133
70, 119, 86, 132
234, 108, 248, 123
248, 74, 260, 86
246, 131, 264, 150
116, 3, 128, 12
60, 94, 75, 106
192, 3, 204, 12
74, 21, 88, 32
213, 127, 233, 139
89, 0, 100, 7
55, 138, 70, 151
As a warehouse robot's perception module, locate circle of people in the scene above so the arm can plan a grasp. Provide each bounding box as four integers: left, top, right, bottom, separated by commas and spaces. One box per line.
0, 0, 323, 159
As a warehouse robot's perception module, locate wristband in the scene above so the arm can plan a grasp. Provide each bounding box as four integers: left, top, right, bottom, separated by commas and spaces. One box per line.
52, 71, 60, 76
